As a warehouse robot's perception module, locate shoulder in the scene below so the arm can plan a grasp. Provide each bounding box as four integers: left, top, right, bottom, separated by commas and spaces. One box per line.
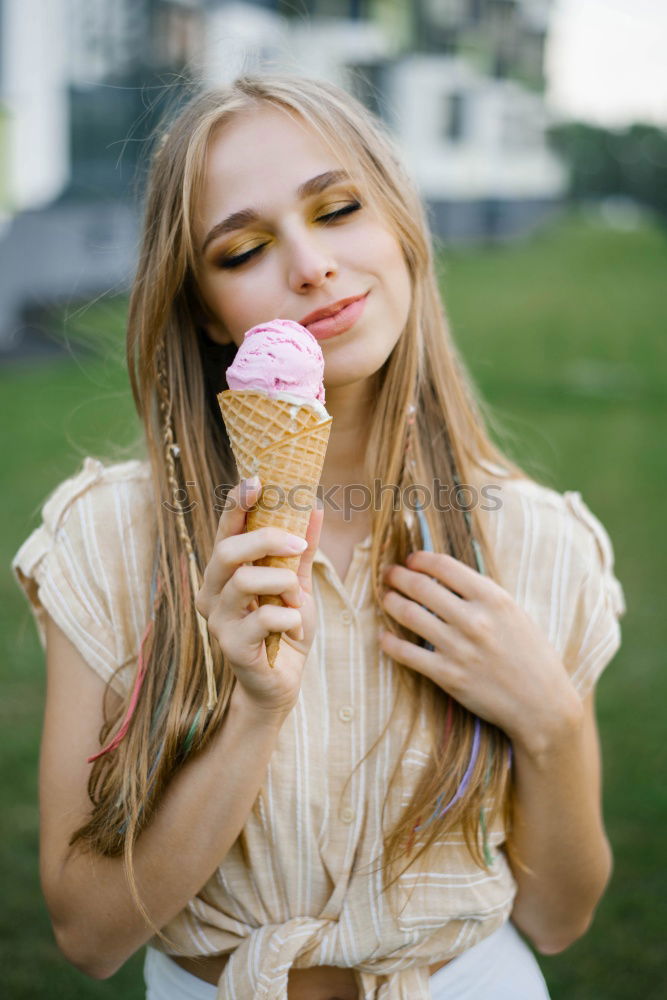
14, 454, 155, 583
39, 455, 154, 537
471, 459, 626, 695
471, 458, 619, 589
12, 456, 156, 697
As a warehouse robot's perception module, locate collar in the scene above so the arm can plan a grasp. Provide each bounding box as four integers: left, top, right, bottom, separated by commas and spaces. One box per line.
313, 532, 372, 566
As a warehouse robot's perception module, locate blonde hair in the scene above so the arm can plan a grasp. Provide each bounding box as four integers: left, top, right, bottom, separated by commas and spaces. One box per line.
69, 74, 534, 945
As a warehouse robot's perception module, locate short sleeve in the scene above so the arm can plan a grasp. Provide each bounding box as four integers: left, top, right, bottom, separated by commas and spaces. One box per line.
561, 491, 627, 698
11, 456, 155, 698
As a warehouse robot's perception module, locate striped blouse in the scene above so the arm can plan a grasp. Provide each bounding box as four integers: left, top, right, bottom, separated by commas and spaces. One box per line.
12, 456, 626, 999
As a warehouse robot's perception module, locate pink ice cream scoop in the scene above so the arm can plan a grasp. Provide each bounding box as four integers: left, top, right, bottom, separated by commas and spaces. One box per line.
225, 319, 326, 404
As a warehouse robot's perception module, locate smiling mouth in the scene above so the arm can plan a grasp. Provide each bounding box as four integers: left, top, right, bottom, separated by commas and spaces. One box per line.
301, 293, 369, 340
299, 293, 367, 328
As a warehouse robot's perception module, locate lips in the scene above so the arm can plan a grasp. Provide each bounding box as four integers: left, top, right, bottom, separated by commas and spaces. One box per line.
300, 294, 366, 328
300, 293, 369, 341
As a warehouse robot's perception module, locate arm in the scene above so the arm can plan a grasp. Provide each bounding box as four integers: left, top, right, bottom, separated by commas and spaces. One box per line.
507, 688, 613, 954
42, 479, 323, 980
41, 614, 289, 980
379, 550, 614, 956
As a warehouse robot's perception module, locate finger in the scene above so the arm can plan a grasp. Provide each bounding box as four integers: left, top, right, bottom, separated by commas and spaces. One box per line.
238, 603, 303, 652
385, 564, 464, 627
294, 500, 325, 592
203, 527, 309, 600
382, 589, 450, 651
222, 566, 302, 616
378, 626, 438, 681
214, 476, 262, 547
284, 620, 305, 643
405, 550, 487, 601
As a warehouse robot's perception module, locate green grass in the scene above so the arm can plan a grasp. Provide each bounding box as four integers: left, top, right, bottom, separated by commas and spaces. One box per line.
2, 208, 665, 997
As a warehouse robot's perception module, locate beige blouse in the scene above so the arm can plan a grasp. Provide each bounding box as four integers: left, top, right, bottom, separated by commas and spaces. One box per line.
12, 456, 626, 1000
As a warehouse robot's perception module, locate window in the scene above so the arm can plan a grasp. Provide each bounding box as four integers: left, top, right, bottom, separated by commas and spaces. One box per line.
444, 91, 466, 142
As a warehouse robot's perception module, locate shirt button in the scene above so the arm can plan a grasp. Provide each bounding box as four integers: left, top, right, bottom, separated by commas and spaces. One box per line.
340, 609, 353, 625
338, 705, 355, 722
340, 807, 354, 824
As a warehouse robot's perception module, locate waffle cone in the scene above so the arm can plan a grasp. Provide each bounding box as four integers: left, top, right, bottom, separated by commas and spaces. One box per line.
217, 389, 332, 667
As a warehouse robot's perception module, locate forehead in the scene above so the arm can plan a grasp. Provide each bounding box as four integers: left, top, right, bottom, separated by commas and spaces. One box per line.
198, 107, 349, 223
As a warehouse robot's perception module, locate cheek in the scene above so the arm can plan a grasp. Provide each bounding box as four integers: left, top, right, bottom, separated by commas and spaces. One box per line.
367, 224, 408, 275
200, 268, 274, 344
374, 231, 411, 321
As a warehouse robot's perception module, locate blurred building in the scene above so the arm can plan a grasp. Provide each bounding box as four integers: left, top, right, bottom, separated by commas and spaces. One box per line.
0, 0, 70, 212
411, 0, 551, 87
0, 0, 197, 353
384, 0, 564, 241
0, 0, 566, 352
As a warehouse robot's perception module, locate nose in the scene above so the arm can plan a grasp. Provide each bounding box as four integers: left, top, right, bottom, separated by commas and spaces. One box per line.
285, 228, 338, 293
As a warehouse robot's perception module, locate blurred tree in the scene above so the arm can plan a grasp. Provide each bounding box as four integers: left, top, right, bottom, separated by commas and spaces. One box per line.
547, 121, 667, 224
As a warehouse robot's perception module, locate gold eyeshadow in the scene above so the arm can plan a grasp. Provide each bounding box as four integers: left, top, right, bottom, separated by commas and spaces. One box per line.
211, 193, 363, 268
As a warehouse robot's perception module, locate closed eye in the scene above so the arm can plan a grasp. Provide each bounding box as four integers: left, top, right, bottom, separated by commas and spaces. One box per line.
217, 244, 267, 270
317, 201, 361, 223
217, 201, 362, 269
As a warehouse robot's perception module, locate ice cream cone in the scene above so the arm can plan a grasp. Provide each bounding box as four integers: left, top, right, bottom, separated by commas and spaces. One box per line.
218, 388, 332, 667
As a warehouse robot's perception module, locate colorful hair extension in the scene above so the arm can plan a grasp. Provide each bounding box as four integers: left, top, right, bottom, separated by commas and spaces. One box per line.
116, 706, 203, 836
157, 346, 218, 713
404, 405, 504, 859
415, 716, 482, 832
87, 552, 162, 764
452, 473, 486, 575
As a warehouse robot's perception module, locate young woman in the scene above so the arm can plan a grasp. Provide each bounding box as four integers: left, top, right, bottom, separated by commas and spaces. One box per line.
13, 75, 626, 1000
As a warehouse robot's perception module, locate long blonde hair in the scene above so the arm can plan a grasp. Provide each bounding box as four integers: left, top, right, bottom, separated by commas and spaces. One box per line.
69, 74, 534, 945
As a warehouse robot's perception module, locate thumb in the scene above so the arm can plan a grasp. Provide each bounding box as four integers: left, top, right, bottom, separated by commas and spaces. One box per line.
296, 499, 324, 592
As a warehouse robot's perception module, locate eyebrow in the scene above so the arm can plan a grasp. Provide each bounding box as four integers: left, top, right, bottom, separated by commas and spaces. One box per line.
200, 169, 350, 254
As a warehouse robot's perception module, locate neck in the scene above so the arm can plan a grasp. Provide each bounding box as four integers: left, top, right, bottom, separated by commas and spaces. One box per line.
319, 378, 375, 525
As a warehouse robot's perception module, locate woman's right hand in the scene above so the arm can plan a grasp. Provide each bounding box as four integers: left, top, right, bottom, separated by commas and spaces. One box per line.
195, 477, 324, 721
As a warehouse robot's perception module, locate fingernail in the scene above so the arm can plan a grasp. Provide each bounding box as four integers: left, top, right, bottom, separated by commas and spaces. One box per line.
244, 475, 261, 491
286, 536, 308, 553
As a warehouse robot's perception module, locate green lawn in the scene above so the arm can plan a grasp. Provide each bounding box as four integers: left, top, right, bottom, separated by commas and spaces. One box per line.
2, 208, 665, 997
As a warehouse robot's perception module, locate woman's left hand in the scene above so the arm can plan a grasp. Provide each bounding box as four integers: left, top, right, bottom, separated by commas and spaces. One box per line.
379, 550, 580, 748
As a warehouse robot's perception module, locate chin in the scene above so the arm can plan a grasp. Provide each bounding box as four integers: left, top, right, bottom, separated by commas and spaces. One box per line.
327, 339, 396, 380
326, 350, 384, 380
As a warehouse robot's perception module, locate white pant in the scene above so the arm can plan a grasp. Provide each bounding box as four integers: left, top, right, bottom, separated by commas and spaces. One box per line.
144, 919, 551, 999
